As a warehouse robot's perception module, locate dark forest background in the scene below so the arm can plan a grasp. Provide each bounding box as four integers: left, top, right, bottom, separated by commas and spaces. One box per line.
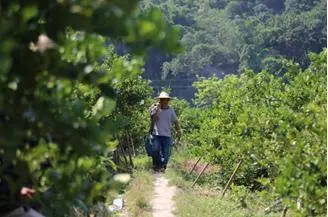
138, 0, 326, 100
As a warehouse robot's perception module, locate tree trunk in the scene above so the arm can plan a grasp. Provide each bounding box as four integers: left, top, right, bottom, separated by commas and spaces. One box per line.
125, 134, 134, 168
129, 133, 136, 156
119, 137, 129, 167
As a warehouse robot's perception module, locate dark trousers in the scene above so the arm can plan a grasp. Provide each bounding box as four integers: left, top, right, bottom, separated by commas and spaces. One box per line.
151, 135, 172, 169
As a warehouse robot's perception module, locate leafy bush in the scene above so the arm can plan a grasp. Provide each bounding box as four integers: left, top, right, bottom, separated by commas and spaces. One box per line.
0, 0, 180, 215
181, 50, 326, 216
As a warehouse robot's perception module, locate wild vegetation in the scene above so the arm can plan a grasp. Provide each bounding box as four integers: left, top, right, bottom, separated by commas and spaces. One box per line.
0, 1, 179, 216
177, 50, 326, 216
0, 0, 326, 217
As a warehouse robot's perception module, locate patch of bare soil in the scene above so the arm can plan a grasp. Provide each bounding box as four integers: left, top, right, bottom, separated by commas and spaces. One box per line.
181, 159, 221, 174
151, 174, 177, 217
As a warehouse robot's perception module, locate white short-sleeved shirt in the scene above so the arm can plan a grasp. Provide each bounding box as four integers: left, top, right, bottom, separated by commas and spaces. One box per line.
150, 106, 177, 137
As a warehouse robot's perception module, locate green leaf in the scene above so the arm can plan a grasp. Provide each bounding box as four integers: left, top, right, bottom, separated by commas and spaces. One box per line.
140, 20, 156, 36
22, 5, 38, 21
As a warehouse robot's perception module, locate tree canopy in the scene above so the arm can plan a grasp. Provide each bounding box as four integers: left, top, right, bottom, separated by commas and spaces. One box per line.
141, 0, 326, 79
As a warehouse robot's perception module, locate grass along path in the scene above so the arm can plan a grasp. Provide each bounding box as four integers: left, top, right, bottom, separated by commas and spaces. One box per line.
165, 155, 296, 217
119, 154, 291, 217
123, 170, 153, 217
120, 156, 154, 217
120, 156, 178, 217
166, 169, 285, 217
121, 154, 285, 217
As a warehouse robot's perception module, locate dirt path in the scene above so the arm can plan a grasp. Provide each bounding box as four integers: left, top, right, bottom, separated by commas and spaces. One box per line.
151, 174, 177, 217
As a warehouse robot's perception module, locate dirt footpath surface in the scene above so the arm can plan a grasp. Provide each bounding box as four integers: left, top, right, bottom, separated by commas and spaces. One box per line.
151, 173, 177, 217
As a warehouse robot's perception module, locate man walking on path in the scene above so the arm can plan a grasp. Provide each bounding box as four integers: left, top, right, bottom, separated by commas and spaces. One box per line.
150, 92, 181, 172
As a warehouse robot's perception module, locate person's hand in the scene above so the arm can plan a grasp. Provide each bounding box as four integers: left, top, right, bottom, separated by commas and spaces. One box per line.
20, 187, 35, 199
152, 103, 160, 111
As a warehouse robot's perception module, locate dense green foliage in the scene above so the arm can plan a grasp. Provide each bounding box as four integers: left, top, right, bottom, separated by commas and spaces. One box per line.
179, 50, 326, 216
141, 0, 326, 79
0, 0, 180, 215
1, 1, 326, 216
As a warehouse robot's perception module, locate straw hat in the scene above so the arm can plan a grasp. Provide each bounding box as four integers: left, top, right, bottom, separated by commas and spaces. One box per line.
157, 91, 171, 99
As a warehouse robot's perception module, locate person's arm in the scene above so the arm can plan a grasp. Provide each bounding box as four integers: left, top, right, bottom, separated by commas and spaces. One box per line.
174, 120, 181, 140
170, 109, 181, 140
